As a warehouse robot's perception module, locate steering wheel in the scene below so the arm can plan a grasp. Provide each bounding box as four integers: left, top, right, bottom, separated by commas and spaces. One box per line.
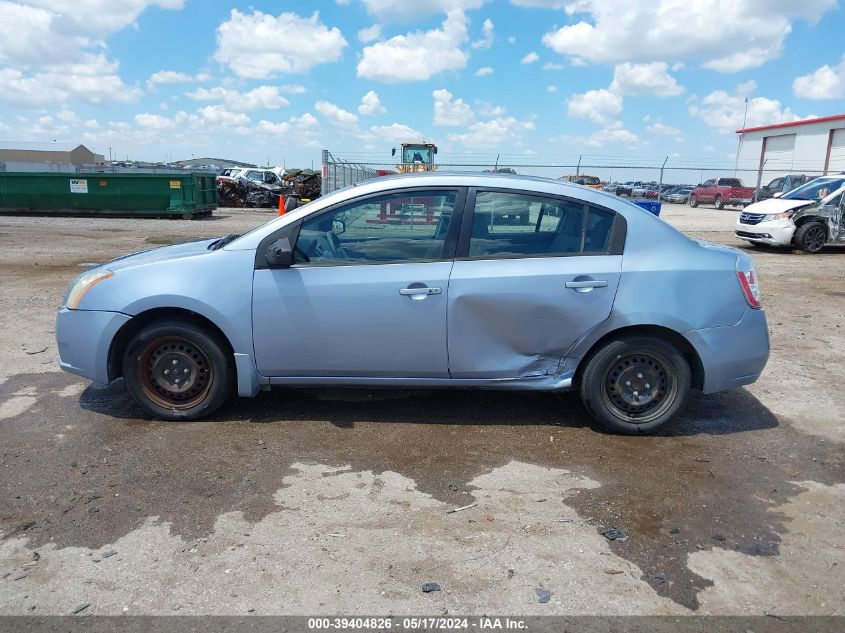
326, 231, 350, 260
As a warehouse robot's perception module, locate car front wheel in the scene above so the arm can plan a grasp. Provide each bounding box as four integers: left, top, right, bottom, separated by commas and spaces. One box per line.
122, 318, 234, 420
579, 336, 691, 434
689, 195, 698, 208
794, 221, 827, 253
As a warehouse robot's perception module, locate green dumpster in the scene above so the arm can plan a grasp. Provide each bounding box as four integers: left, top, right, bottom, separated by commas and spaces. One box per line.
0, 172, 218, 219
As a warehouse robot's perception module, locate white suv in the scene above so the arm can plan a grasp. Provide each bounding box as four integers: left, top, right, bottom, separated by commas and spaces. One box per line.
735, 176, 845, 251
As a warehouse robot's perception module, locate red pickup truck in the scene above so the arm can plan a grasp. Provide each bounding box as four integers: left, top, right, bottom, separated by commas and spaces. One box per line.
689, 178, 756, 209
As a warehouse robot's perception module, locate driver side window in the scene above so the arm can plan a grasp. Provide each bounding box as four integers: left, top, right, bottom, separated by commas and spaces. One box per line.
295, 190, 458, 265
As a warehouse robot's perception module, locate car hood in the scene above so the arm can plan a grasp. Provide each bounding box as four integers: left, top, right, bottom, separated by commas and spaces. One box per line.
101, 238, 220, 272
742, 197, 815, 214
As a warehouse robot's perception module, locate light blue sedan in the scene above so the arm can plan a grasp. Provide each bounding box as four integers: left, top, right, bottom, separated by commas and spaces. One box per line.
56, 173, 770, 433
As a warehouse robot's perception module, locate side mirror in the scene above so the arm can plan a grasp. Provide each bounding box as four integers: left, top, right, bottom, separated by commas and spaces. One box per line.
391, 148, 396, 157
773, 191, 783, 198
433, 147, 438, 154
265, 237, 293, 269
332, 220, 346, 234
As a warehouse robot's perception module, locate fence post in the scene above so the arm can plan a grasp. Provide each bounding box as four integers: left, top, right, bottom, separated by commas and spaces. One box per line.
576, 155, 582, 176
321, 149, 329, 196
756, 159, 767, 190
658, 156, 668, 203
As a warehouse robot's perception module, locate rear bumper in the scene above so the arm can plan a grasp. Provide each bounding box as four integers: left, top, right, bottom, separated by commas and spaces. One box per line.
56, 308, 131, 384
684, 307, 770, 394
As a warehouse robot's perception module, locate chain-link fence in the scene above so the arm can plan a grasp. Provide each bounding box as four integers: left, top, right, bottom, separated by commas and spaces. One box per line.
320, 151, 831, 233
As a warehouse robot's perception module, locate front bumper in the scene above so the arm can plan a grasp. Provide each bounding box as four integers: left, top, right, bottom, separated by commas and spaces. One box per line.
684, 307, 770, 394
735, 219, 795, 246
56, 308, 131, 384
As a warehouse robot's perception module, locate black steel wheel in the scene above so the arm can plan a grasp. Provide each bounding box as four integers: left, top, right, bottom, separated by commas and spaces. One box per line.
794, 221, 826, 253
123, 318, 234, 420
579, 336, 691, 434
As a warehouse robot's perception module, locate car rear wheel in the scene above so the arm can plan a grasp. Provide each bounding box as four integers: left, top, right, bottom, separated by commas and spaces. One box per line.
689, 195, 698, 208
579, 336, 691, 434
122, 318, 234, 420
714, 194, 724, 210
794, 221, 827, 253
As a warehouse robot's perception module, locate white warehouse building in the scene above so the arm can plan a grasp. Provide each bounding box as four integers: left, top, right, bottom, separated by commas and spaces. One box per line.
736, 113, 845, 178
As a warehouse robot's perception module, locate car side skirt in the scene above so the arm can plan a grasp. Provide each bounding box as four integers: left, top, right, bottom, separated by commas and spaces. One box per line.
266, 375, 573, 391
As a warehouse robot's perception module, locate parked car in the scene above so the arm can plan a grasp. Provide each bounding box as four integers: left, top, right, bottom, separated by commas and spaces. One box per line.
615, 182, 642, 196
561, 174, 603, 189
56, 173, 769, 435
735, 176, 845, 252
602, 182, 621, 193
690, 178, 756, 209
666, 188, 693, 204
751, 174, 810, 203
216, 168, 282, 187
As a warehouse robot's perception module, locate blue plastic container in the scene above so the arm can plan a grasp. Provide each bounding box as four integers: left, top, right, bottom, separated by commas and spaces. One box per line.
632, 199, 661, 216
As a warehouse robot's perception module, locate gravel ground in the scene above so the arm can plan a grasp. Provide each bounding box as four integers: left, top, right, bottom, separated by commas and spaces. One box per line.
0, 206, 842, 618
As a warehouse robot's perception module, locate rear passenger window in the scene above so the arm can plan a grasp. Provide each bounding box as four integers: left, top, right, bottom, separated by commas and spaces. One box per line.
584, 207, 614, 252
467, 191, 617, 258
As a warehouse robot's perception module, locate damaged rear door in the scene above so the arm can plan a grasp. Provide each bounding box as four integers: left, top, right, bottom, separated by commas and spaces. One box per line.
447, 189, 623, 379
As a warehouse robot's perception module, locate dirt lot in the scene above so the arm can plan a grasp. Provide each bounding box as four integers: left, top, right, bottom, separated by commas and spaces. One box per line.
0, 205, 842, 618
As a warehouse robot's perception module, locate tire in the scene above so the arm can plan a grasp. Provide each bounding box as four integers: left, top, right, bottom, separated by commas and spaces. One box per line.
579, 336, 691, 434
794, 221, 827, 253
284, 196, 300, 212
689, 195, 698, 208
122, 318, 234, 420
714, 194, 724, 210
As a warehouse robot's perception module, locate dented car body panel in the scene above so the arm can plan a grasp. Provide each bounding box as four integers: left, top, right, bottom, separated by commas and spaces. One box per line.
56, 172, 769, 403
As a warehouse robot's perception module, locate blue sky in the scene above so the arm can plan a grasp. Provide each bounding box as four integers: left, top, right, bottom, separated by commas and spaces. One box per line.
1, 0, 844, 168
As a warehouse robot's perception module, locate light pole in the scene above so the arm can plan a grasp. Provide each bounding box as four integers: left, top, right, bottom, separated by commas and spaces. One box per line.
734, 96, 749, 175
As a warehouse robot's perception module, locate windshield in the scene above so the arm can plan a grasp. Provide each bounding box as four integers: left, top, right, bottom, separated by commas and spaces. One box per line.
782, 177, 845, 201
402, 146, 431, 164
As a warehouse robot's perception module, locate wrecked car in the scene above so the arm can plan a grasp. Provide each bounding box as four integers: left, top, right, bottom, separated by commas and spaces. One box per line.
735, 176, 845, 252
55, 173, 769, 434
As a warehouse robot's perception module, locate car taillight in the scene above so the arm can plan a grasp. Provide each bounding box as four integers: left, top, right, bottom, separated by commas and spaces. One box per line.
736, 267, 761, 309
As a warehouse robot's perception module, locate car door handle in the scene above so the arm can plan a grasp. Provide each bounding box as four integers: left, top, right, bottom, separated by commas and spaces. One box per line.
565, 280, 608, 289
399, 286, 442, 296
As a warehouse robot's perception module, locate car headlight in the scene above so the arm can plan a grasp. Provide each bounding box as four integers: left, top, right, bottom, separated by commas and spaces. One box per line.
762, 212, 793, 222
66, 269, 114, 309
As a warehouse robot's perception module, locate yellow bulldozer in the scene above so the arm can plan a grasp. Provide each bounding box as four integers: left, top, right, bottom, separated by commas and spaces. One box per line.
392, 142, 438, 173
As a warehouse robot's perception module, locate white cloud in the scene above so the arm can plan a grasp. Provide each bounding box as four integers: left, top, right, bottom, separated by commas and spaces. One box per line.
542, 0, 837, 72
27, 0, 185, 34
476, 101, 505, 117
543, 62, 564, 71
609, 62, 683, 97
358, 90, 386, 115
0, 55, 141, 107
135, 113, 177, 130
147, 70, 208, 87
315, 100, 359, 128
214, 10, 347, 79
646, 120, 683, 141
472, 18, 494, 50
189, 105, 250, 128
475, 66, 494, 76
567, 88, 622, 125
507, 35, 516, 44
547, 85, 558, 93
511, 0, 566, 7
433, 88, 475, 126
367, 123, 424, 142
793, 55, 845, 100
358, 24, 381, 42
447, 116, 534, 148
688, 83, 801, 133
279, 84, 306, 94
360, 0, 486, 22
583, 123, 639, 148
257, 113, 322, 146
186, 86, 290, 111
521, 51, 539, 64
357, 11, 469, 83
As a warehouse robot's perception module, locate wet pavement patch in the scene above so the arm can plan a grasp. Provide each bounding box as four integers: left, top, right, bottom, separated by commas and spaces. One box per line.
0, 371, 842, 610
